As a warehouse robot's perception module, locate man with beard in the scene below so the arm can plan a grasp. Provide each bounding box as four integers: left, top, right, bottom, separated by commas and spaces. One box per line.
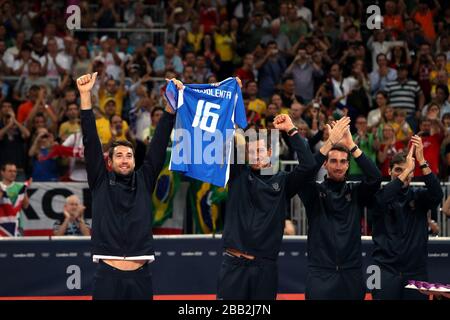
77, 72, 178, 299
298, 119, 382, 299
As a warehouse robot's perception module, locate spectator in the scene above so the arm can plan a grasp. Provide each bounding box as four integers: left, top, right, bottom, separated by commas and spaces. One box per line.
30, 31, 46, 59
214, 20, 235, 79
430, 70, 450, 100
413, 43, 434, 101
383, 0, 405, 40
12, 43, 33, 76
255, 41, 287, 99
414, 117, 444, 177
94, 36, 122, 80
261, 19, 291, 54
295, 0, 313, 30
288, 102, 304, 127
13, 60, 52, 101
388, 44, 411, 70
98, 76, 125, 117
412, 0, 439, 43
187, 18, 204, 53
62, 131, 86, 182
0, 102, 29, 178
392, 109, 413, 145
285, 45, 323, 104
245, 80, 266, 116
428, 85, 450, 118
95, 0, 120, 29
377, 124, 405, 177
53, 195, 90, 236
52, 88, 78, 124
16, 85, 39, 123
234, 53, 255, 87
402, 18, 427, 54
367, 29, 405, 72
40, 38, 71, 78
199, 33, 221, 76
321, 11, 340, 55
153, 42, 184, 77
349, 115, 377, 179
42, 22, 64, 51
127, 2, 153, 28
368, 91, 389, 131
242, 12, 266, 54
58, 103, 80, 142
0, 162, 30, 235
3, 31, 25, 69
95, 99, 124, 147
72, 44, 92, 80
329, 63, 357, 110
369, 53, 398, 95
193, 55, 213, 84
198, 0, 219, 34
175, 27, 194, 57
105, 114, 136, 150
281, 3, 308, 47
385, 64, 425, 117
375, 105, 396, 140
23, 87, 57, 134
142, 106, 164, 145
16, 1, 38, 40
280, 77, 302, 109
167, 5, 193, 41
28, 128, 58, 182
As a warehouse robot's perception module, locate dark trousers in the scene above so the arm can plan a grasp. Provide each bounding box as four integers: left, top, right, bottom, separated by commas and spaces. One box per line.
92, 261, 153, 300
217, 254, 278, 300
371, 268, 428, 300
305, 267, 365, 300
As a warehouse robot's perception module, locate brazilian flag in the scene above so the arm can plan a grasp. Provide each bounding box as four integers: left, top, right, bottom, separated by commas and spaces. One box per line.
189, 180, 227, 234
151, 151, 181, 227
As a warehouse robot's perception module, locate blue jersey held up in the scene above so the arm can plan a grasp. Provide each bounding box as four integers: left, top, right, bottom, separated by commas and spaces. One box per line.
165, 77, 247, 187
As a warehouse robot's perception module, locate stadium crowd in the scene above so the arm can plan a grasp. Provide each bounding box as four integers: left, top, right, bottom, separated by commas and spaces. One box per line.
0, 0, 449, 227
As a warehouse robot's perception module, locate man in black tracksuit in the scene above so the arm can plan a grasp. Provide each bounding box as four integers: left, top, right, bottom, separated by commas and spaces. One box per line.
216, 114, 318, 300
77, 73, 178, 299
298, 118, 382, 300
371, 135, 443, 300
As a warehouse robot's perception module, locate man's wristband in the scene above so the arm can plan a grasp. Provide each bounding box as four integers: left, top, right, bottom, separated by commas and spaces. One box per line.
287, 127, 298, 136
350, 145, 359, 154
419, 161, 429, 169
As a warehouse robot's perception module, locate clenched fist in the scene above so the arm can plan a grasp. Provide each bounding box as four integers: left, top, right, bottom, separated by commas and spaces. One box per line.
274, 114, 295, 133
77, 72, 98, 93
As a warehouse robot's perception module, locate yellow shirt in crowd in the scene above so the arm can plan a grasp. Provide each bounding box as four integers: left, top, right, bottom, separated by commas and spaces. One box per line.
247, 99, 267, 115
98, 88, 125, 116
95, 117, 129, 145
58, 121, 80, 140
214, 33, 233, 62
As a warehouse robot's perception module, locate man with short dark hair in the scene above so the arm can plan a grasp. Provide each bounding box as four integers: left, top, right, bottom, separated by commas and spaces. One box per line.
371, 135, 443, 299
0, 162, 30, 235
298, 117, 382, 300
77, 72, 177, 300
218, 114, 317, 300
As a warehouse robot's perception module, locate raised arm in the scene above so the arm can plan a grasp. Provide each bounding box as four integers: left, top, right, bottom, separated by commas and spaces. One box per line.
274, 114, 316, 198
375, 146, 415, 210
339, 125, 382, 203
77, 72, 107, 189
412, 135, 444, 208
140, 79, 178, 191
313, 117, 352, 173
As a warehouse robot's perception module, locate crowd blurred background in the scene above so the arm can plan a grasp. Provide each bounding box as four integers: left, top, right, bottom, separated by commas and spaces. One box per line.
1, 0, 450, 235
